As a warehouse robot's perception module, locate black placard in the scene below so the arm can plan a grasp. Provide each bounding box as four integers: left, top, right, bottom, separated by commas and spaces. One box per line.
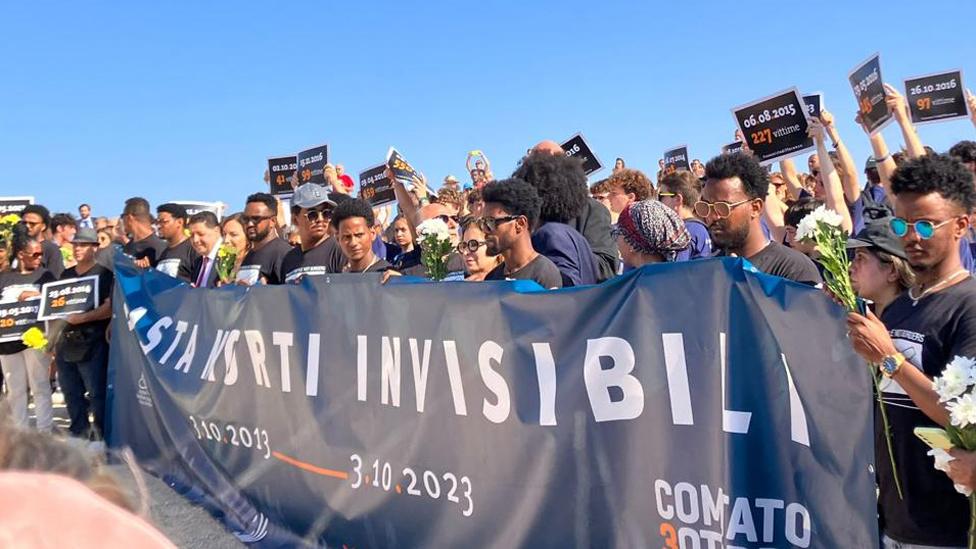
905, 70, 969, 125
268, 156, 298, 196
561, 133, 603, 176
0, 196, 34, 216
37, 276, 99, 321
802, 93, 823, 119
386, 147, 424, 187
848, 53, 892, 134
721, 141, 745, 155
663, 145, 690, 175
297, 144, 329, 187
731, 88, 814, 165
0, 300, 41, 343
172, 201, 224, 220
359, 164, 396, 207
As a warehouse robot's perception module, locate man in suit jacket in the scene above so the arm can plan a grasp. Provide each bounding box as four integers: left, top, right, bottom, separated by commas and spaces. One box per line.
187, 211, 222, 288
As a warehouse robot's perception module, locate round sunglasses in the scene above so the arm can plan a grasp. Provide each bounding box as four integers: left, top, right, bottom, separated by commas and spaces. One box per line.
889, 217, 955, 240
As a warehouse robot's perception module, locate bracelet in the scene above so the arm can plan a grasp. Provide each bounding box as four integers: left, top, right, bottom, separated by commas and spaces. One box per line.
876, 154, 891, 163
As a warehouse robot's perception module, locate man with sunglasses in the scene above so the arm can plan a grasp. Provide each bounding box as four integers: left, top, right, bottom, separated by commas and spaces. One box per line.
120, 197, 167, 269
236, 192, 292, 285
21, 204, 65, 278
847, 154, 976, 548
698, 153, 820, 285
281, 183, 347, 283
481, 179, 562, 289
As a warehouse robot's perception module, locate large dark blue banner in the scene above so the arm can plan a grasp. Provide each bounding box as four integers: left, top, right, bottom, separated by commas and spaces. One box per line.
107, 255, 879, 548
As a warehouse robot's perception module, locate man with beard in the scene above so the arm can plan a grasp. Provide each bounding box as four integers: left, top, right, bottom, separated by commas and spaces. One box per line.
20, 204, 65, 277
847, 154, 976, 547
155, 203, 200, 283
281, 183, 348, 282
121, 197, 167, 269
481, 179, 562, 289
698, 152, 820, 285
236, 193, 292, 285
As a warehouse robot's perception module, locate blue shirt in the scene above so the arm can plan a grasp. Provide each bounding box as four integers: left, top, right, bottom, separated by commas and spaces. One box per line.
531, 222, 599, 287
676, 219, 712, 262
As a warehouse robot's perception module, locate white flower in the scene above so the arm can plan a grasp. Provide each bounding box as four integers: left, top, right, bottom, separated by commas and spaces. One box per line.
795, 205, 843, 242
417, 218, 451, 242
934, 356, 976, 402
947, 392, 976, 428
928, 448, 972, 496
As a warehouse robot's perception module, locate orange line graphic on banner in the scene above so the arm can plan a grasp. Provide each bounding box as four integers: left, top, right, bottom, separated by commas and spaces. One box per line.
271, 451, 349, 480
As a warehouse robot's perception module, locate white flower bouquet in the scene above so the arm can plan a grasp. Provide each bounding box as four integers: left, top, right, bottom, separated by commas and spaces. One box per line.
416, 218, 454, 281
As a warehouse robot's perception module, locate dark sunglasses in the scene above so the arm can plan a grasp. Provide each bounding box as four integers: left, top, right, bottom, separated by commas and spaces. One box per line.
478, 215, 520, 233
242, 215, 274, 226
304, 209, 333, 222
693, 199, 752, 219
24, 252, 42, 259
456, 239, 486, 253
889, 217, 954, 240
436, 214, 460, 225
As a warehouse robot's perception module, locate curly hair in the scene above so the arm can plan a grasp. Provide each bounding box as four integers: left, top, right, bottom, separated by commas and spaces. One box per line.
331, 198, 375, 229
589, 178, 611, 195
481, 178, 542, 223
607, 169, 654, 202
704, 152, 769, 200
949, 140, 976, 164
434, 188, 463, 210
511, 152, 587, 223
890, 153, 976, 213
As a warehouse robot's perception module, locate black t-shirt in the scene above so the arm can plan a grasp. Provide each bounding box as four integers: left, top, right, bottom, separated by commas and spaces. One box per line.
281, 238, 345, 283
157, 238, 200, 283
0, 269, 56, 355
60, 263, 114, 335
41, 240, 65, 278
345, 258, 393, 274
876, 277, 976, 545
485, 254, 563, 289
747, 241, 822, 286
237, 237, 293, 285
123, 234, 168, 268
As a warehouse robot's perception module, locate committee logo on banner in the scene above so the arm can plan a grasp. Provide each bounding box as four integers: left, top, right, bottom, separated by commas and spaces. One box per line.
849, 53, 892, 134
298, 144, 329, 186
905, 69, 969, 125
0, 299, 41, 343
268, 156, 298, 196
359, 164, 396, 207
731, 87, 814, 166
0, 196, 34, 216
561, 133, 603, 176
37, 276, 99, 321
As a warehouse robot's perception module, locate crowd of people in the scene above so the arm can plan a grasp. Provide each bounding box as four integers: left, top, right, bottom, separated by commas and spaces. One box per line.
2, 87, 976, 546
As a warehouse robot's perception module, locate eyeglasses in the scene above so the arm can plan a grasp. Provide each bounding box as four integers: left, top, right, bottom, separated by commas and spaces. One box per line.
456, 239, 486, 253
693, 199, 752, 219
304, 209, 332, 222
889, 217, 955, 240
478, 215, 520, 233
242, 215, 274, 226
658, 191, 678, 198
436, 214, 460, 225
24, 221, 42, 228
25, 252, 42, 259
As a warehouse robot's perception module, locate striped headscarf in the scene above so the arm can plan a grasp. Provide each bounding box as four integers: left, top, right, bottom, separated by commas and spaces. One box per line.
611, 200, 691, 262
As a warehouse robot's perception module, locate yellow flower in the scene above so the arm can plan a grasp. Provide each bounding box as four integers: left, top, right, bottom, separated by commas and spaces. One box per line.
21, 327, 48, 350
0, 214, 20, 225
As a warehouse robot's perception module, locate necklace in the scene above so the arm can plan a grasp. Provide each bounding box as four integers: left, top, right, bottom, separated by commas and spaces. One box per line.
908, 269, 969, 306
344, 256, 380, 275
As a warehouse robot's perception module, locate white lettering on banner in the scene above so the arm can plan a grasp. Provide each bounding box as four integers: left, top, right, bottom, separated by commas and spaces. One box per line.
299, 152, 324, 168
654, 479, 811, 548
131, 322, 811, 441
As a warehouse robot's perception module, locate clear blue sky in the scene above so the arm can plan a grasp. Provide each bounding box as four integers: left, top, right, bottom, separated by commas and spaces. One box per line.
2, 1, 974, 217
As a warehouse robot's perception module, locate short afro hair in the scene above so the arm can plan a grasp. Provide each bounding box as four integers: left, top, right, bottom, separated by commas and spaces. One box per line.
331, 198, 375, 230
246, 192, 278, 215
481, 178, 542, 224
704, 152, 769, 200
511, 152, 587, 223
949, 140, 976, 164
607, 169, 654, 202
21, 204, 51, 226
891, 153, 976, 213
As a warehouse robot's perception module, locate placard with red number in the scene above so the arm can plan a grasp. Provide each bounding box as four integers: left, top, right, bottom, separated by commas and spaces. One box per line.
268, 156, 298, 196
359, 164, 396, 207
663, 145, 690, 175
731, 88, 814, 165
848, 53, 892, 134
297, 144, 329, 187
904, 70, 969, 125
37, 276, 99, 321
0, 299, 41, 343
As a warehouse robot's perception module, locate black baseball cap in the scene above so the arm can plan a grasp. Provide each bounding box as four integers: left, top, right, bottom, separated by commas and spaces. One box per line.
846, 218, 908, 260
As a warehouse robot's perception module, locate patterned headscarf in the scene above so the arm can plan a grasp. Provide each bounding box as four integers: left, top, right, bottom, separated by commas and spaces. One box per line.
611, 200, 691, 262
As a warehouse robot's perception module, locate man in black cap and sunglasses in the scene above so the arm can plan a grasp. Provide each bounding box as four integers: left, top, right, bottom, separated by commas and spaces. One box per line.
281, 183, 348, 282
698, 152, 821, 285
847, 154, 976, 548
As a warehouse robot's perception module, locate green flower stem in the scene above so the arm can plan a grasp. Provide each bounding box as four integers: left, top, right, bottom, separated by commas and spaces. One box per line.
870, 367, 904, 500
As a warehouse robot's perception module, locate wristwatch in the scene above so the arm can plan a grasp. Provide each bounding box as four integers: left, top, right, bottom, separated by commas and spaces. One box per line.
881, 353, 906, 377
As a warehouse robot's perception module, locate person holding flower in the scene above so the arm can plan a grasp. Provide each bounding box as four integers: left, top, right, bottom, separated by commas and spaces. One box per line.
847, 154, 976, 548
0, 234, 55, 432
